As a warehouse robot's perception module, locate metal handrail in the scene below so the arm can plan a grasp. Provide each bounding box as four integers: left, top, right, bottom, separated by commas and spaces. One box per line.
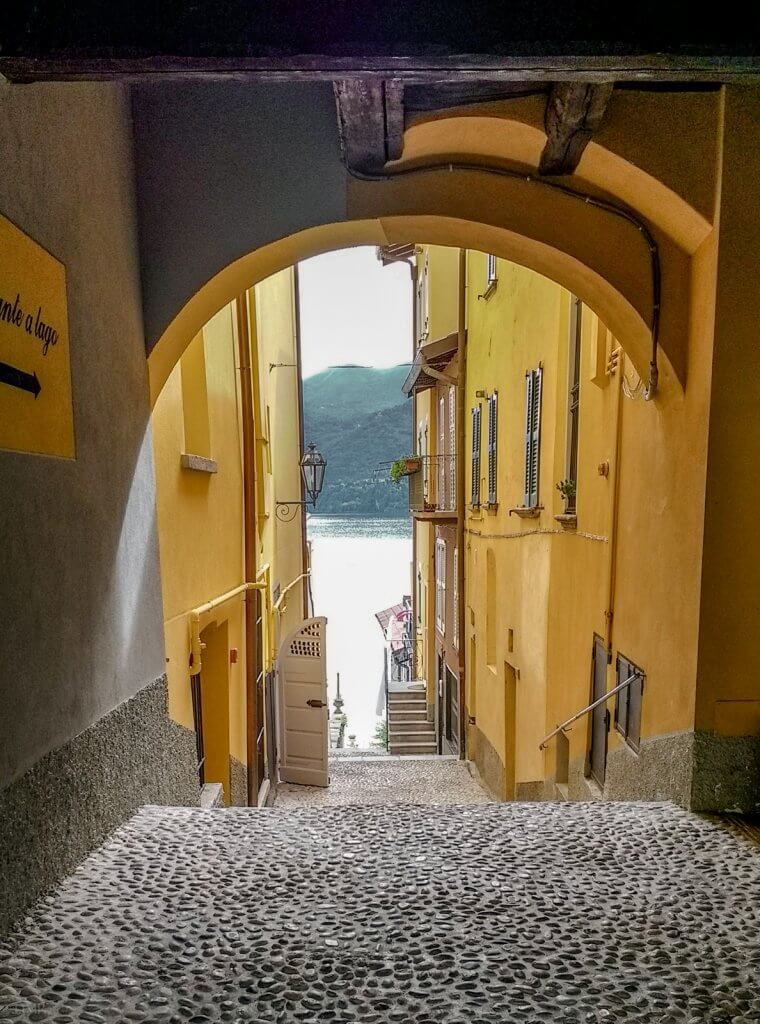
538, 673, 639, 750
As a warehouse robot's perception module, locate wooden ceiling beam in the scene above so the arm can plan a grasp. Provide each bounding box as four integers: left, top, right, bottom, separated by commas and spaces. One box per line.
539, 82, 614, 176
334, 79, 405, 175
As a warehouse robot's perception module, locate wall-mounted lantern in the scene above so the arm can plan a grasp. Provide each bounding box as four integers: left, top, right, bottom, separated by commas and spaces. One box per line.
276, 442, 327, 521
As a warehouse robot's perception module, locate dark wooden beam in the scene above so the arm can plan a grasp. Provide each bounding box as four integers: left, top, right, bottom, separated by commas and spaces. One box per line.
539, 83, 614, 176
3, 56, 760, 85
334, 79, 405, 175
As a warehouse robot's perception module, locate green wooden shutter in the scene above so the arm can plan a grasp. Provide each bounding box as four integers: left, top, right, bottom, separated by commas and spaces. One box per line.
524, 368, 542, 507
471, 405, 481, 507
487, 392, 498, 505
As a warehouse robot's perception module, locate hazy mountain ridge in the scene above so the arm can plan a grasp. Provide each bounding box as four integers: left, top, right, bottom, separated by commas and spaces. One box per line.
303, 364, 412, 516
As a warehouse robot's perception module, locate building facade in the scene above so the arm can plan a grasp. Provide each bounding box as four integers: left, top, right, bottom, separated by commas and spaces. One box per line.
411, 245, 759, 811
151, 269, 308, 807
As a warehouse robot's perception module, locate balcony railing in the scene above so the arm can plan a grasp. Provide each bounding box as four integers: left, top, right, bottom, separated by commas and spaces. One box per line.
408, 455, 457, 514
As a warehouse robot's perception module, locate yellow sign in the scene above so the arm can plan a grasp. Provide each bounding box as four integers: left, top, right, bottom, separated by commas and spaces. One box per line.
0, 214, 74, 458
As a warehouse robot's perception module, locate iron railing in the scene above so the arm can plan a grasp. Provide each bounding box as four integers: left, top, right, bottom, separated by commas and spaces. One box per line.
538, 673, 639, 750
408, 454, 457, 513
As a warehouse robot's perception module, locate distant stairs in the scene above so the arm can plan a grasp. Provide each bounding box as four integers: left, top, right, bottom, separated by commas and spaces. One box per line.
388, 682, 437, 755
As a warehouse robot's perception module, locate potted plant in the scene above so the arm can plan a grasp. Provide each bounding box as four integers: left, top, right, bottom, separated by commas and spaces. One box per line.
390, 456, 421, 485
556, 478, 577, 512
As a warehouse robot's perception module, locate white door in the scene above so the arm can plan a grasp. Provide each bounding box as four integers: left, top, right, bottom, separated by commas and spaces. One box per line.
277, 617, 329, 787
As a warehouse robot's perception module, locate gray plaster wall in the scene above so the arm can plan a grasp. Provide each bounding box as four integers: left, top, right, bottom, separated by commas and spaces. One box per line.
0, 82, 166, 787
0, 677, 199, 933
130, 81, 347, 350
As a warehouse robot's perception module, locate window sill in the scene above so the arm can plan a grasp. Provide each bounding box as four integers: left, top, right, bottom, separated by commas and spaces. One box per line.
554, 513, 577, 530
485, 502, 499, 515
181, 453, 218, 474
468, 506, 483, 520
509, 505, 543, 519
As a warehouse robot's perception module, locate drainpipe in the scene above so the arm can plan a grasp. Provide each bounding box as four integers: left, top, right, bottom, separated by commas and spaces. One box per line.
293, 265, 310, 620
604, 345, 625, 656
235, 292, 260, 807
456, 248, 467, 758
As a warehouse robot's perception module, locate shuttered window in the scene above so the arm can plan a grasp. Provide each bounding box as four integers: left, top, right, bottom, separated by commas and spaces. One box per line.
487, 392, 498, 505
614, 654, 644, 751
524, 367, 543, 508
566, 297, 582, 510
435, 539, 446, 634
471, 405, 482, 507
453, 548, 459, 649
486, 253, 498, 287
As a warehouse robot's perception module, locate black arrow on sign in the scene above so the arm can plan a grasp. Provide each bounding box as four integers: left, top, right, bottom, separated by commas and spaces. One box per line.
0, 360, 41, 399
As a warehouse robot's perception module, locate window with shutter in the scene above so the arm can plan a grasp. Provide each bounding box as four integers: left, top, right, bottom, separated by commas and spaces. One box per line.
448, 385, 456, 510
524, 367, 543, 507
453, 547, 459, 649
435, 538, 446, 634
487, 392, 498, 505
566, 297, 582, 510
471, 405, 481, 507
614, 654, 644, 751
486, 253, 498, 288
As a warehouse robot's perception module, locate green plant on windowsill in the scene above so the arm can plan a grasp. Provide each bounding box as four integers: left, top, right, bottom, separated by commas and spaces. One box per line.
556, 478, 577, 512
390, 456, 421, 485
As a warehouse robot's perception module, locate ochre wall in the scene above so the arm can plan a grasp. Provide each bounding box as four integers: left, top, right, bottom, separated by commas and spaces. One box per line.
151, 268, 306, 801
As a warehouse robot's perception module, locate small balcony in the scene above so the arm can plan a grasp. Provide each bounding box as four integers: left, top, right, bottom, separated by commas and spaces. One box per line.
408, 455, 458, 520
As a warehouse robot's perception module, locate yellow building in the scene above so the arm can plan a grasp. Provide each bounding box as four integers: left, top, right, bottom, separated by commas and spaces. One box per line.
151, 269, 308, 807
401, 244, 464, 753
412, 244, 757, 811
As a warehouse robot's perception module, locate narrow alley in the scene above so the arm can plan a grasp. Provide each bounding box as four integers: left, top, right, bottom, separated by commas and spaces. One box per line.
3, 11, 760, 1024
1, 768, 759, 1023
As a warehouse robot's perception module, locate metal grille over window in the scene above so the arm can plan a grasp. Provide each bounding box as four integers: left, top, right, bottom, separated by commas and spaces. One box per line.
524, 367, 543, 507
487, 392, 498, 505
615, 654, 644, 750
471, 405, 482, 507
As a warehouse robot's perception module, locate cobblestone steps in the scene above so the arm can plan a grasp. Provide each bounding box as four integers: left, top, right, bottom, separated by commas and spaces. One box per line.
2, 797, 759, 1023
388, 687, 433, 755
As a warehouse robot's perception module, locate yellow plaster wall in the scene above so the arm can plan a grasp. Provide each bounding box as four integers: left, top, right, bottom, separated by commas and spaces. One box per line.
152, 271, 307, 790
462, 245, 714, 794
152, 303, 246, 760
251, 267, 308, 652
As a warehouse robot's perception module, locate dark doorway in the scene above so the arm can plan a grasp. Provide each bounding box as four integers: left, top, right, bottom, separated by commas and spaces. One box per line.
589, 635, 609, 787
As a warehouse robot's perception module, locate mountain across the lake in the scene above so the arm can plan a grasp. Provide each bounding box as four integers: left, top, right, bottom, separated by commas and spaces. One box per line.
302, 364, 413, 516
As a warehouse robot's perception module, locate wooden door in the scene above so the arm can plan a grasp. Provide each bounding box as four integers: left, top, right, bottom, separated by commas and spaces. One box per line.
277, 617, 329, 787
589, 635, 609, 787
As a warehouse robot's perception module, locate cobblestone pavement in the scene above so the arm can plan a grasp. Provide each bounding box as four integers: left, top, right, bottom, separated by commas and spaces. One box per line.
2, 801, 760, 1023
275, 755, 492, 807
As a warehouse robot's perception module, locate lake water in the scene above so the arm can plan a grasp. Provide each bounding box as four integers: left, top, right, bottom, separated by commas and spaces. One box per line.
307, 515, 412, 747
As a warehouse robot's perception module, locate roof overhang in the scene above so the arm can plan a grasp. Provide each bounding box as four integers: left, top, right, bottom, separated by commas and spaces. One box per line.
402, 333, 459, 396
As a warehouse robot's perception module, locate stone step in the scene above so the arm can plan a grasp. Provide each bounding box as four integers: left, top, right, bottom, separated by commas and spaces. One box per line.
388, 718, 434, 732
389, 740, 439, 755
388, 696, 427, 707
389, 730, 436, 743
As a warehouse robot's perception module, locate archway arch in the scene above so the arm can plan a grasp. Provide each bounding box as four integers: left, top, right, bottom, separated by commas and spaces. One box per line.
149, 212, 664, 406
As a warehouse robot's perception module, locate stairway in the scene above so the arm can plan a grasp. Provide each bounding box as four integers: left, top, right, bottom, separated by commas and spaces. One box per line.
388, 681, 437, 755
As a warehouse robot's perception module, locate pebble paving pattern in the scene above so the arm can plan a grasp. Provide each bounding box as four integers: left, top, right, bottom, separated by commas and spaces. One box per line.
275, 756, 492, 807
1, 800, 760, 1023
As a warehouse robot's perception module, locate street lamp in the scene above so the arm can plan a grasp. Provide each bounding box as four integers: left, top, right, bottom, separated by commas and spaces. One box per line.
276, 442, 327, 521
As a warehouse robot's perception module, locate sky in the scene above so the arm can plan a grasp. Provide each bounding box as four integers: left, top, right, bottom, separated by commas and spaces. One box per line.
298, 247, 413, 378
